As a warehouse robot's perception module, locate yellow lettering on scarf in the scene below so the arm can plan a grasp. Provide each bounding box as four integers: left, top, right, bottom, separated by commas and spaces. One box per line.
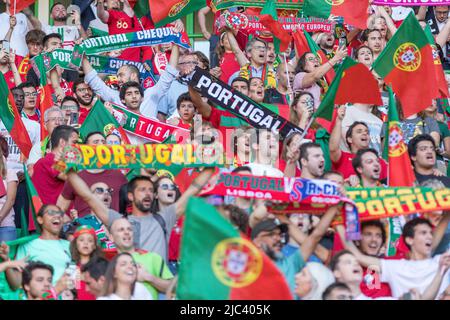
96, 145, 111, 165
140, 145, 154, 164
80, 145, 95, 166
378, 189, 396, 198
416, 192, 437, 210
366, 200, 385, 216
156, 145, 170, 164
383, 197, 404, 215
435, 189, 450, 207
111, 145, 127, 165
399, 194, 417, 211
171, 145, 185, 164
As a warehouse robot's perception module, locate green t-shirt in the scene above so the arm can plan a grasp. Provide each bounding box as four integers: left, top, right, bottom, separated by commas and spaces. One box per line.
16, 238, 71, 285
132, 251, 173, 300
275, 250, 306, 295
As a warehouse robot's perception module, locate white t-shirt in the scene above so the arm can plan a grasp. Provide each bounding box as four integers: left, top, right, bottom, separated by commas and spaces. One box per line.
42, 24, 80, 50
341, 105, 383, 154
0, 169, 18, 227
0, 13, 29, 57
97, 282, 153, 300
246, 162, 284, 177
380, 255, 450, 299
0, 117, 41, 172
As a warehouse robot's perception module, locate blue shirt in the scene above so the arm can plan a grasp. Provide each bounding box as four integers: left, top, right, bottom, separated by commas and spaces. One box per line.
275, 250, 306, 295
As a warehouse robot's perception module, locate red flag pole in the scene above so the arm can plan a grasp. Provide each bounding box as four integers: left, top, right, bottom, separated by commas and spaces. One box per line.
13, 0, 16, 15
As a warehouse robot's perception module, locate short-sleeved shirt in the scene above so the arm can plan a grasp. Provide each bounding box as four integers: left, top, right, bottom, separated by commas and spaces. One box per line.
0, 169, 19, 227
16, 238, 71, 285
219, 52, 241, 84
107, 10, 141, 62
61, 170, 127, 217
332, 151, 388, 180
380, 116, 441, 146
132, 251, 174, 300
42, 25, 80, 50
32, 153, 65, 205
108, 205, 177, 262
293, 72, 321, 108
380, 255, 450, 298
0, 13, 29, 57
275, 250, 306, 295
415, 171, 450, 188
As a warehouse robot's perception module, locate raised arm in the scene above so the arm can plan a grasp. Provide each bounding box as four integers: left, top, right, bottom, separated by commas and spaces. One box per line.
335, 223, 381, 269
123, 0, 135, 17
377, 6, 398, 36
8, 51, 22, 87
226, 30, 249, 67
329, 105, 345, 163
22, 7, 42, 30
421, 252, 450, 300
198, 7, 212, 40
174, 167, 215, 218
188, 85, 212, 118
416, 6, 428, 21
432, 211, 450, 253
96, 0, 110, 24
301, 46, 347, 88
436, 18, 450, 49
65, 170, 110, 226
3, 15, 16, 42
0, 180, 18, 226
299, 205, 339, 262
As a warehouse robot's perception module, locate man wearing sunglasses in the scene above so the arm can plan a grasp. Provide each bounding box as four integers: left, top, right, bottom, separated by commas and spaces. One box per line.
3, 204, 72, 291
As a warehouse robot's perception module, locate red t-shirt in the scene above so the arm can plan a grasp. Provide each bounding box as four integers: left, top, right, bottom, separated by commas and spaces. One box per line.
78, 106, 92, 125
2, 70, 16, 89
332, 151, 388, 180
61, 170, 128, 217
278, 158, 302, 177
107, 10, 141, 62
360, 266, 393, 298
32, 153, 65, 205
219, 52, 241, 84
25, 113, 40, 122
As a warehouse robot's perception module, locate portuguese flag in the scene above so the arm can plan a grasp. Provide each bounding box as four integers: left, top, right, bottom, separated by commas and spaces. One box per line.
373, 13, 439, 119
293, 29, 335, 85
302, 0, 369, 30
177, 197, 293, 300
382, 86, 415, 187
0, 74, 32, 159
259, 0, 292, 53
424, 25, 449, 98
12, 0, 36, 13
23, 164, 42, 233
133, 0, 206, 27
314, 58, 382, 131
79, 100, 130, 143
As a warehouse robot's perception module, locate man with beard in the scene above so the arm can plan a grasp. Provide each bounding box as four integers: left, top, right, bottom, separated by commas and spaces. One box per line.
351, 148, 383, 187
65, 167, 214, 262
11, 86, 25, 113
24, 2, 87, 50
299, 142, 325, 180
0, 40, 22, 89
317, 32, 336, 59
4, 204, 72, 290
73, 79, 95, 124
329, 105, 388, 180
250, 203, 340, 294
263, 62, 295, 105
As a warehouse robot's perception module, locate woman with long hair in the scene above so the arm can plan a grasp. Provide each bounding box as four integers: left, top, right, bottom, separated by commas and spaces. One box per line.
0, 136, 18, 242
97, 253, 152, 300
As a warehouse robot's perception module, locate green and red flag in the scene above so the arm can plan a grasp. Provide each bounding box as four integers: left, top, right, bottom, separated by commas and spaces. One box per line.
293, 29, 335, 85
12, 0, 36, 13
177, 197, 293, 300
79, 100, 130, 144
302, 0, 369, 30
0, 74, 32, 159
382, 86, 415, 257
259, 0, 292, 53
424, 25, 450, 98
23, 164, 42, 233
314, 57, 382, 132
373, 13, 439, 119
133, 0, 207, 27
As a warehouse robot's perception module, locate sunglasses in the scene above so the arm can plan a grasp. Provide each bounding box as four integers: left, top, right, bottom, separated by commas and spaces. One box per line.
93, 187, 113, 195
160, 184, 176, 190
43, 209, 65, 217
